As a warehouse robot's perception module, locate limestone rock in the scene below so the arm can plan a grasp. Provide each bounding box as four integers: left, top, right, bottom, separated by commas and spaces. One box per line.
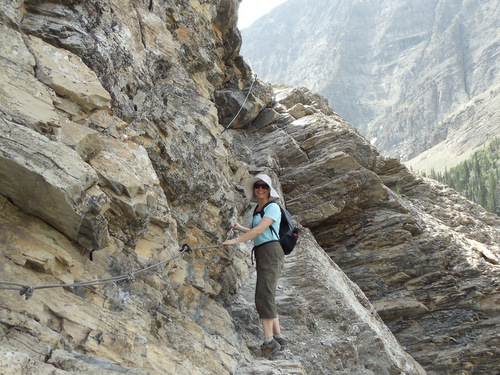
286, 102, 316, 119
0, 120, 109, 250
230, 85, 500, 374
1, 1, 499, 375
251, 108, 281, 130
215, 77, 273, 130
89, 137, 168, 247
0, 195, 244, 375
26, 35, 111, 113
60, 118, 105, 161
273, 85, 334, 116
0, 23, 61, 135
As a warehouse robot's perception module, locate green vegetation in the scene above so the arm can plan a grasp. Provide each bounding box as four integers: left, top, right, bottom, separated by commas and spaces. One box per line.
421, 137, 500, 215
308, 319, 318, 334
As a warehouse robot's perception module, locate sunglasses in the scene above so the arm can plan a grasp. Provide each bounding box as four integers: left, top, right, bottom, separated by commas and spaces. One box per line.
253, 183, 270, 190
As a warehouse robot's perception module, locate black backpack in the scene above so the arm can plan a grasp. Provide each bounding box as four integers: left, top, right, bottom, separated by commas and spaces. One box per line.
253, 202, 299, 255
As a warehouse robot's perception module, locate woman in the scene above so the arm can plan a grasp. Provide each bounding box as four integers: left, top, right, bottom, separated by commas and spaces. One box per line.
222, 173, 285, 358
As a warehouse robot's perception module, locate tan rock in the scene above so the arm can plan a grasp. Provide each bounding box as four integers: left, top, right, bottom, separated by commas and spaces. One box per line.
1, 1, 498, 375
287, 102, 316, 119
26, 35, 111, 112
0, 120, 109, 249
0, 25, 60, 133
136, 7, 178, 60
60, 118, 105, 161
274, 84, 335, 115
90, 138, 159, 199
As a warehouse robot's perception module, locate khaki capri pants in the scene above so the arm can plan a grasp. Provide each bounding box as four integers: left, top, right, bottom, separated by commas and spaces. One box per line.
254, 241, 284, 319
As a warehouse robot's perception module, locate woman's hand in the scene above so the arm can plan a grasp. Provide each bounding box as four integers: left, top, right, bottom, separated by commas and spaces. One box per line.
222, 238, 238, 248
222, 218, 273, 247
231, 223, 247, 232
222, 223, 246, 248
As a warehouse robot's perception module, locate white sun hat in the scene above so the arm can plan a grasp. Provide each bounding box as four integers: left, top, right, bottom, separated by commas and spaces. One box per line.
244, 173, 280, 203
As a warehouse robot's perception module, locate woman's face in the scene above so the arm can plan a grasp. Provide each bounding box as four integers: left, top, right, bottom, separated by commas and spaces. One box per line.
254, 180, 270, 200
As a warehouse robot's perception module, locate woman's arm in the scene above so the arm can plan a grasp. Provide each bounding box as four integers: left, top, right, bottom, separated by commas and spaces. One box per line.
222, 217, 274, 247
232, 223, 250, 233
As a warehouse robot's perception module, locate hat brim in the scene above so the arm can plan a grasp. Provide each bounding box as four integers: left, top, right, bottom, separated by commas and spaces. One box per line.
244, 173, 280, 203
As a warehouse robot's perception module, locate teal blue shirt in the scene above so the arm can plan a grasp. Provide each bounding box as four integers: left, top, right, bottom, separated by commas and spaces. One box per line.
251, 202, 281, 247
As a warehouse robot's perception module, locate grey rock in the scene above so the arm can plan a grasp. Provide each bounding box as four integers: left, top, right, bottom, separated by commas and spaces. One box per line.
0, 119, 109, 249
231, 85, 500, 374
241, 0, 500, 172
0, 1, 499, 375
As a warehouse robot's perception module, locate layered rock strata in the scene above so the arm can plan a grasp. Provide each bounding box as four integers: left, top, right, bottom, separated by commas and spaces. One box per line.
240, 0, 500, 172
230, 84, 500, 374
0, 1, 499, 375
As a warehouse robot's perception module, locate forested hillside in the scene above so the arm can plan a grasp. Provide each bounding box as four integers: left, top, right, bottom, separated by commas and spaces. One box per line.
423, 138, 500, 215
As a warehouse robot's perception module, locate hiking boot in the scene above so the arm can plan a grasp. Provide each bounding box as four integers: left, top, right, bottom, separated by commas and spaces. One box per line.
273, 336, 286, 349
260, 339, 281, 358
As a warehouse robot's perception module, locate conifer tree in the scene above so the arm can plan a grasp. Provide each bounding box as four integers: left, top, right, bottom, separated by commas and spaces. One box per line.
419, 137, 500, 216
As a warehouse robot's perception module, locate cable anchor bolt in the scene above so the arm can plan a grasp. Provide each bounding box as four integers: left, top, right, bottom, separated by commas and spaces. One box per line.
181, 244, 192, 253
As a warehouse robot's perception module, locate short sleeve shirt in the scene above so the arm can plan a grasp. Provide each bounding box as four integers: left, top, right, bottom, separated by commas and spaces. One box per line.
251, 202, 281, 247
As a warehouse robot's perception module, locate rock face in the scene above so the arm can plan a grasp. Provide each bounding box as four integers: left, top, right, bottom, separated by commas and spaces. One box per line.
0, 1, 499, 375
240, 0, 500, 171
231, 84, 500, 374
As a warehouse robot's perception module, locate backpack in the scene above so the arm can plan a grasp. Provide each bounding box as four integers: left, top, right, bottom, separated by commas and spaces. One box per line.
253, 202, 299, 255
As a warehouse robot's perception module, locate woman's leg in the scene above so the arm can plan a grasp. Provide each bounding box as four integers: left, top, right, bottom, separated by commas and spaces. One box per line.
262, 318, 274, 338
262, 316, 281, 337
254, 242, 284, 357
272, 316, 281, 335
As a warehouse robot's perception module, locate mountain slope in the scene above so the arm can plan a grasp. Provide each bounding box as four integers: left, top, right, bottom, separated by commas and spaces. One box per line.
241, 0, 500, 172
0, 1, 500, 374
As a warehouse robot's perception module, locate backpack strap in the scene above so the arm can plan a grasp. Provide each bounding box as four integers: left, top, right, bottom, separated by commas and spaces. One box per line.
252, 202, 279, 238
253, 201, 274, 218
269, 224, 278, 238
250, 202, 278, 265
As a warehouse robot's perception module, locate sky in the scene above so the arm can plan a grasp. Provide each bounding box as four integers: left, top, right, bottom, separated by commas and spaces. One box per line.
237, 0, 288, 29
